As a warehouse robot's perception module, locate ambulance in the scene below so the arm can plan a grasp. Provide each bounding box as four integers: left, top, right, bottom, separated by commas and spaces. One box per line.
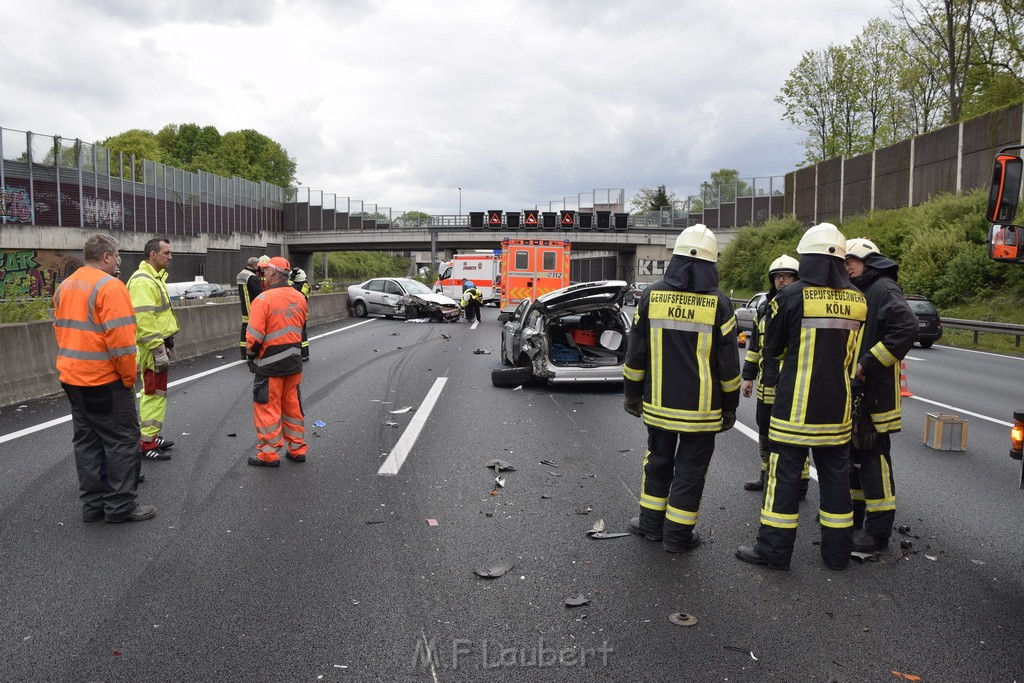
498, 238, 572, 312
434, 252, 502, 306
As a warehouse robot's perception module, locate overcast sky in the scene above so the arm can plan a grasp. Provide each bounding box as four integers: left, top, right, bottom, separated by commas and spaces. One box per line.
5, 0, 893, 216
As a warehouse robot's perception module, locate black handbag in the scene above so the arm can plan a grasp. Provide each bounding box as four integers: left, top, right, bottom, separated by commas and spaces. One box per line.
851, 393, 878, 451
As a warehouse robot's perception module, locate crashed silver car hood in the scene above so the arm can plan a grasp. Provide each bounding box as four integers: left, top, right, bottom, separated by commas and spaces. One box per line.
408, 292, 459, 306
534, 280, 629, 313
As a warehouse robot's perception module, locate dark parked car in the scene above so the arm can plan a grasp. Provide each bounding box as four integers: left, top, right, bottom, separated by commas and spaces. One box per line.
907, 295, 942, 348
734, 291, 767, 333
183, 282, 228, 299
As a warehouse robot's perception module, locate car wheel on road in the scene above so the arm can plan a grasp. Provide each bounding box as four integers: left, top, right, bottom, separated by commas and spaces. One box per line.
919, 340, 934, 348
353, 300, 368, 318
491, 365, 534, 388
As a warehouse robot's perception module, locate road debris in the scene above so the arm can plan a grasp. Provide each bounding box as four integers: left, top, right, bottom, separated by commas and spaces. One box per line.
227, 433, 237, 437
486, 459, 516, 471
494, 477, 506, 488
588, 519, 606, 535
314, 420, 327, 428
440, 333, 452, 340
850, 551, 878, 563
384, 421, 399, 427
575, 507, 593, 515
513, 385, 523, 391
925, 554, 938, 561
389, 406, 414, 414
389, 332, 400, 336
891, 671, 922, 681
590, 531, 630, 539
474, 563, 514, 579
426, 519, 438, 527
669, 613, 698, 627
564, 594, 590, 607
539, 459, 558, 467
618, 448, 632, 453
473, 349, 492, 354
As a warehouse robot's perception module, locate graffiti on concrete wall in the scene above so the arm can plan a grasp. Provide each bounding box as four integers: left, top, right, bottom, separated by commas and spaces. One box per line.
1, 186, 128, 228
637, 259, 668, 276
0, 249, 82, 299
1, 187, 34, 223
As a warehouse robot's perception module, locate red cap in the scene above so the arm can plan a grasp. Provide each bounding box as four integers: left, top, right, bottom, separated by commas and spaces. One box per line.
266, 256, 291, 273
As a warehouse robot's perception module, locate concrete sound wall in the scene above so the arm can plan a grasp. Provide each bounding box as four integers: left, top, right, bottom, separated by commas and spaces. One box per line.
0, 292, 349, 409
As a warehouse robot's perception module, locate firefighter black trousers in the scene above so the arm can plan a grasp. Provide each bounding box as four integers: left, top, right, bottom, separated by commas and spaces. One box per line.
850, 433, 896, 537
638, 428, 715, 544
754, 442, 854, 569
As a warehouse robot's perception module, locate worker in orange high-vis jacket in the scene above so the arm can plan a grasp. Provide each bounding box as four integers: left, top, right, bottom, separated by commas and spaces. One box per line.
245, 256, 309, 467
53, 233, 156, 524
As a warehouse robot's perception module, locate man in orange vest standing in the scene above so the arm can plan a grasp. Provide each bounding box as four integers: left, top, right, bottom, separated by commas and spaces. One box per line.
245, 256, 309, 467
53, 233, 156, 523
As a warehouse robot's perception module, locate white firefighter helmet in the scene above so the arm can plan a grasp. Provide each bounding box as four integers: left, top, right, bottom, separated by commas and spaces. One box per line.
797, 222, 846, 258
845, 237, 880, 260
293, 268, 307, 283
672, 224, 718, 262
768, 254, 799, 276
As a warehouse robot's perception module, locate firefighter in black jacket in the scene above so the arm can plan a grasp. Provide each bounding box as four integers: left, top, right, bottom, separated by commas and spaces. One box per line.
236, 257, 264, 359
740, 255, 799, 492
844, 238, 918, 553
736, 223, 867, 571
623, 225, 741, 553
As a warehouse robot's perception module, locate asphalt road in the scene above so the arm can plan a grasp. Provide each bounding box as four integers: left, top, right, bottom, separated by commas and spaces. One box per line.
1, 309, 1023, 682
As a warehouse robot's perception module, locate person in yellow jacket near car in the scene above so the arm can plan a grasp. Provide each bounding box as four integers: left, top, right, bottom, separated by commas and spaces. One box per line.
127, 237, 180, 460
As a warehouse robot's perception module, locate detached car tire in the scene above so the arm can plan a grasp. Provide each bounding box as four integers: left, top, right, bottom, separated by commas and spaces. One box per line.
491, 365, 534, 388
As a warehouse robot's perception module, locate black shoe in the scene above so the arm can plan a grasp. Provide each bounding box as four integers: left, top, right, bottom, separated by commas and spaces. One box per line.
743, 471, 765, 491
139, 448, 172, 461
148, 435, 174, 450
735, 544, 789, 570
137, 474, 146, 484
286, 453, 306, 463
628, 516, 663, 542
852, 532, 889, 553
247, 455, 280, 468
82, 508, 104, 523
664, 531, 701, 553
824, 560, 850, 571
106, 504, 156, 523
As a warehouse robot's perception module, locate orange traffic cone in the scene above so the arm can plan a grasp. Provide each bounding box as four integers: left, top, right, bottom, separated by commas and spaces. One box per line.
899, 361, 913, 397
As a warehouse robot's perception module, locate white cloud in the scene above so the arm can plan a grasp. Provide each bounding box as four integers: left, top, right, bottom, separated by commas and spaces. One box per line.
4, 0, 892, 214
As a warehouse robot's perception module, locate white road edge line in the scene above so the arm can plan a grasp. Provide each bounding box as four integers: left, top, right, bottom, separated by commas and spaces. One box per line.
0, 318, 376, 446
470, 320, 479, 330
377, 377, 448, 476
908, 395, 1014, 427
732, 415, 820, 482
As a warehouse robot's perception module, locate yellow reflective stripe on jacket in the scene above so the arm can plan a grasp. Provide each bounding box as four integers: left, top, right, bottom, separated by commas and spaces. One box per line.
623, 364, 645, 382
869, 340, 899, 367
127, 261, 179, 349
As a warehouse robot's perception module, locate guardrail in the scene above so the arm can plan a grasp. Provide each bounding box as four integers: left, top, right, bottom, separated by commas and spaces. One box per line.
942, 318, 1024, 347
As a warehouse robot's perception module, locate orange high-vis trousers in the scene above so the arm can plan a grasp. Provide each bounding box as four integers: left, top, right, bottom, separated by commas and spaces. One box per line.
253, 373, 306, 463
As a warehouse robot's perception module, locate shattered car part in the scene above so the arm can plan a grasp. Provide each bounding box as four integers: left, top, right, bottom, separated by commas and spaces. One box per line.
474, 563, 514, 579
668, 612, 698, 627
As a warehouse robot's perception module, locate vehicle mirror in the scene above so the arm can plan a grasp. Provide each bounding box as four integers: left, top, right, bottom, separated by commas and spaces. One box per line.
988, 224, 1024, 262
987, 153, 1023, 223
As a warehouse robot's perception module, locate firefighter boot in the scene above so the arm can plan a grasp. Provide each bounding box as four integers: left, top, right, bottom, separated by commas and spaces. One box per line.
744, 437, 771, 491
628, 511, 664, 542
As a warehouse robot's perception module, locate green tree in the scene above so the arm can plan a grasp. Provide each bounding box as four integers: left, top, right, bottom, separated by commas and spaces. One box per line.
217, 129, 296, 187
630, 185, 678, 213
156, 123, 222, 168
101, 129, 164, 179
699, 169, 753, 206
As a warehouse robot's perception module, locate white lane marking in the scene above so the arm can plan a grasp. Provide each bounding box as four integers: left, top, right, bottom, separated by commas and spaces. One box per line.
470, 320, 479, 330
0, 318, 375, 445
733, 416, 821, 482
908, 395, 1014, 427
377, 377, 448, 476
934, 344, 1024, 360
904, 354, 927, 361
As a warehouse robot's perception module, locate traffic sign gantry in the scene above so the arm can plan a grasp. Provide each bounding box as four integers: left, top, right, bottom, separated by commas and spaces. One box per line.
524, 210, 539, 227
488, 210, 502, 227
